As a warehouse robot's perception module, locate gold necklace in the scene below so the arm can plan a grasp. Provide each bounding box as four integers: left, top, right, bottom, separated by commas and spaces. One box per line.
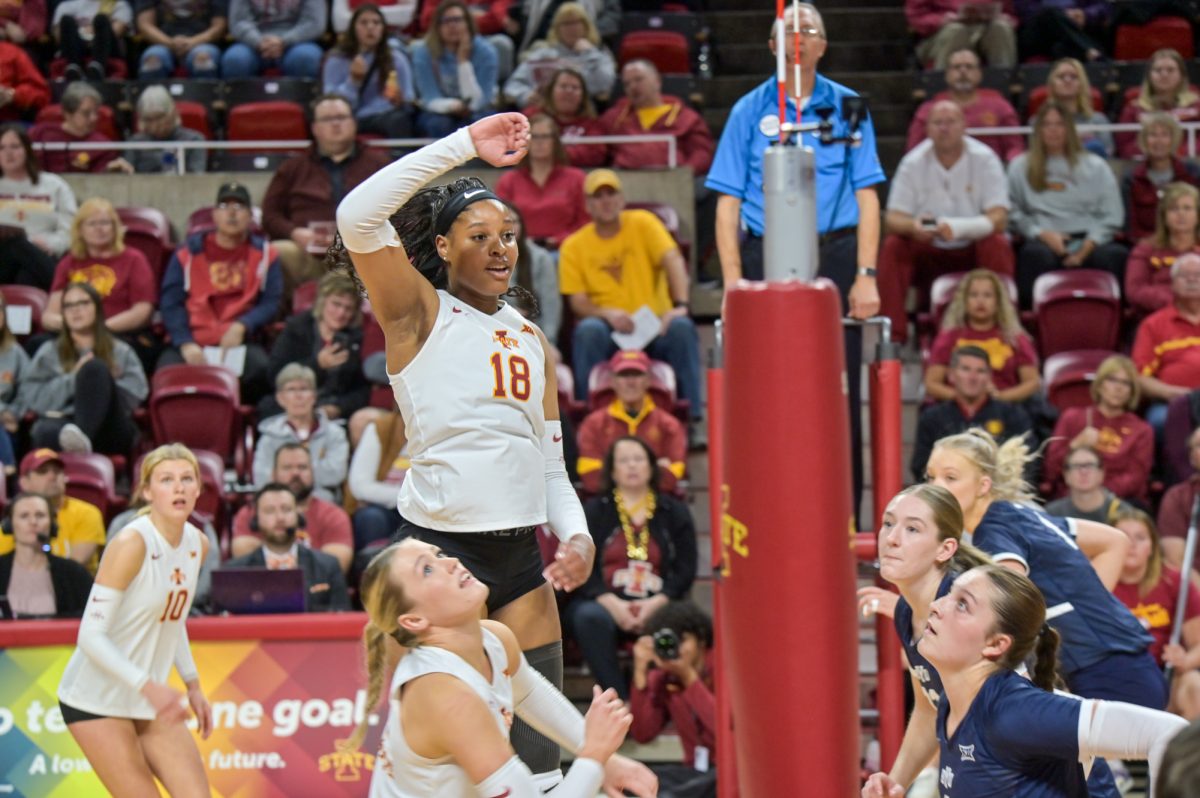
615, 489, 655, 560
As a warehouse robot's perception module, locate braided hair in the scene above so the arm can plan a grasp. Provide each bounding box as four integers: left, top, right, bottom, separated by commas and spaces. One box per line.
325, 176, 540, 317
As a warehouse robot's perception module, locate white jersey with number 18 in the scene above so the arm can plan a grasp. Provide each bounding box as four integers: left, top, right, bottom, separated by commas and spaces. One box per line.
389, 290, 547, 533
58, 514, 203, 719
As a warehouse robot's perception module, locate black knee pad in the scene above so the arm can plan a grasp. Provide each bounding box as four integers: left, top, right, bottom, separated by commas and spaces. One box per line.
510, 640, 564, 779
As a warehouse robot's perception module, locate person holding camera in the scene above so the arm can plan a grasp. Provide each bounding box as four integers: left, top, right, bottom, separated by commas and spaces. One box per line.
263, 272, 370, 421
252, 364, 350, 504
563, 436, 697, 700
630, 600, 717, 795
878, 100, 1013, 345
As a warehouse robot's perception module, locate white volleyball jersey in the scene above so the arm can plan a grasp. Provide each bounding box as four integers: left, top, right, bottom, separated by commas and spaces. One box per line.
390, 290, 547, 532
370, 627, 514, 797
58, 515, 203, 718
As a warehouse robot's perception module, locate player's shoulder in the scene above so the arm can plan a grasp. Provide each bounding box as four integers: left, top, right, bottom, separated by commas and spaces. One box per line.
480, 619, 522, 675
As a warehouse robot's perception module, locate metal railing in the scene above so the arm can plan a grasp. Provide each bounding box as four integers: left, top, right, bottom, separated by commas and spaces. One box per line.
30, 133, 680, 173
966, 120, 1200, 156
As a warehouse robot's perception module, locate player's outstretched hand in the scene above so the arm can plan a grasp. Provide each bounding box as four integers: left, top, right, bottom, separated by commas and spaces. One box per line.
862, 772, 905, 798
468, 113, 530, 168
856, 586, 898, 619
579, 685, 632, 765
544, 533, 595, 592
603, 752, 658, 798
141, 681, 188, 725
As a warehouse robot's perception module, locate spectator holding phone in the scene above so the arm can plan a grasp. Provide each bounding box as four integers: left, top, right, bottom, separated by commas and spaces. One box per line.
262, 272, 369, 420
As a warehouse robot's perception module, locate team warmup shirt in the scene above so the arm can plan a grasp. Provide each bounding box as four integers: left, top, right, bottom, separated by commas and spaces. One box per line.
57, 515, 203, 718
969, 502, 1152, 676
935, 669, 1089, 797
389, 291, 547, 532
371, 627, 513, 797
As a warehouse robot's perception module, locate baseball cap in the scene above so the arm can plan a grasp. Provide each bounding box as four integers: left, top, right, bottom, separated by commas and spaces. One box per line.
584, 169, 622, 196
609, 350, 650, 374
20, 448, 63, 475
216, 182, 252, 206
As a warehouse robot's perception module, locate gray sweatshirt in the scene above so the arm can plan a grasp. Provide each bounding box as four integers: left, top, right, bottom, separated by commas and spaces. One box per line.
252, 410, 349, 502
228, 0, 328, 47
0, 343, 30, 416
1006, 152, 1123, 246
20, 338, 148, 416
503, 42, 616, 107
0, 173, 77, 256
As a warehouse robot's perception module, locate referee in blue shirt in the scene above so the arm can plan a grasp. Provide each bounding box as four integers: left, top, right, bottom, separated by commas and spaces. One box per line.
707, 1, 886, 515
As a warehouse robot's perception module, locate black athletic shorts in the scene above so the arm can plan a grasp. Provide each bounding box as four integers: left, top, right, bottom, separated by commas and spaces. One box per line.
395, 518, 546, 615
59, 700, 108, 724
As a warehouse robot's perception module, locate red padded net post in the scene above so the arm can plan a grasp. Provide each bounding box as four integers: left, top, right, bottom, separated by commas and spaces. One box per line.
720, 280, 859, 796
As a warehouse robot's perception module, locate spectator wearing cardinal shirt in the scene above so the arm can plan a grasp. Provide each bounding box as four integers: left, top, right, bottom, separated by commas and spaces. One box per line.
0, 41, 48, 123
1126, 180, 1200, 319
495, 113, 588, 249
562, 436, 697, 700
157, 182, 282, 407
906, 48, 1023, 164
521, 66, 606, 168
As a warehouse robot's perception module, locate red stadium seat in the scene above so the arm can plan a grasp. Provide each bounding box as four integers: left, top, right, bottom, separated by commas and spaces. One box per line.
60, 452, 126, 522
618, 30, 691, 74
175, 100, 212, 140
1025, 85, 1103, 119
0, 285, 48, 337
1042, 349, 1114, 412
555, 362, 586, 423
223, 77, 317, 108
117, 206, 174, 284
34, 103, 121, 142
148, 365, 253, 482
1114, 16, 1194, 61
1032, 270, 1121, 358
292, 280, 319, 314
226, 101, 309, 151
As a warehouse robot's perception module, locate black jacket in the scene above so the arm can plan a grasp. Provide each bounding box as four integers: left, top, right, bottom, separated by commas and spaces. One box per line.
222, 545, 351, 612
911, 398, 1033, 482
578, 492, 697, 601
0, 552, 93, 617
265, 312, 370, 418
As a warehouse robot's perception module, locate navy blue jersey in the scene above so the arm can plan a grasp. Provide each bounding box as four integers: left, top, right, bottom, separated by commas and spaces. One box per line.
936, 670, 1089, 797
971, 502, 1152, 675
894, 572, 953, 708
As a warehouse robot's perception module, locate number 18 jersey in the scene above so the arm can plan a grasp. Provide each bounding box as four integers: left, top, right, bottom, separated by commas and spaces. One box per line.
389, 291, 547, 533
58, 515, 203, 719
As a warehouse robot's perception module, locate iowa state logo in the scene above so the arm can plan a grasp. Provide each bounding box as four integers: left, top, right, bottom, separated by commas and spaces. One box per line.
318, 750, 376, 782
494, 330, 520, 350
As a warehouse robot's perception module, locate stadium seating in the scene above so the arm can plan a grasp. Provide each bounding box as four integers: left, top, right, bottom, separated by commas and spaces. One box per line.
618, 30, 691, 74
915, 271, 1020, 344
1032, 270, 1121, 358
226, 101, 309, 151
1113, 16, 1194, 61
1042, 349, 1113, 412
117, 206, 175, 282
587, 358, 690, 423
148, 365, 254, 482
34, 103, 122, 142
60, 452, 125, 522
291, 280, 319, 314
223, 77, 317, 108
0, 285, 48, 337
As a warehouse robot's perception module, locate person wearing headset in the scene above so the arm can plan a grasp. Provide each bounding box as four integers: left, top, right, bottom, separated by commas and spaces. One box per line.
220, 483, 350, 612
0, 491, 93, 618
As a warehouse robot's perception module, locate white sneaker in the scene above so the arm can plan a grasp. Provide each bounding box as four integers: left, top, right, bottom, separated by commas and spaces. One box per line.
58, 423, 92, 454
1108, 759, 1134, 795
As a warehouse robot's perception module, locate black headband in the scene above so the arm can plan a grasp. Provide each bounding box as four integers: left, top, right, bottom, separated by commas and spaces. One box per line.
433, 186, 502, 239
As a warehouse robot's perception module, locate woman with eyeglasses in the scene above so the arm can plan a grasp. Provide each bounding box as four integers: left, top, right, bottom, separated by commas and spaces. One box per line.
20, 281, 147, 457
411, 0, 499, 138
495, 114, 589, 251
1043, 355, 1153, 503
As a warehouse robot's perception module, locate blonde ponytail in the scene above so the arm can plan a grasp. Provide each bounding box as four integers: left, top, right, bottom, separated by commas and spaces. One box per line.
340, 623, 390, 753
932, 429, 1037, 504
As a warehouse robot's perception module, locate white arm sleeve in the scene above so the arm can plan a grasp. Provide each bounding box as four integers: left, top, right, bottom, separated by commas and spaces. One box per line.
335, 126, 476, 253
543, 420, 588, 543
1077, 699, 1189, 787
173, 625, 199, 684
511, 652, 586, 751
942, 215, 995, 241
76, 584, 150, 691
475, 755, 603, 798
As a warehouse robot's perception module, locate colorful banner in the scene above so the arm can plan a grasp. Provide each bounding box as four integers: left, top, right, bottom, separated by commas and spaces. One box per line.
0, 634, 384, 797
